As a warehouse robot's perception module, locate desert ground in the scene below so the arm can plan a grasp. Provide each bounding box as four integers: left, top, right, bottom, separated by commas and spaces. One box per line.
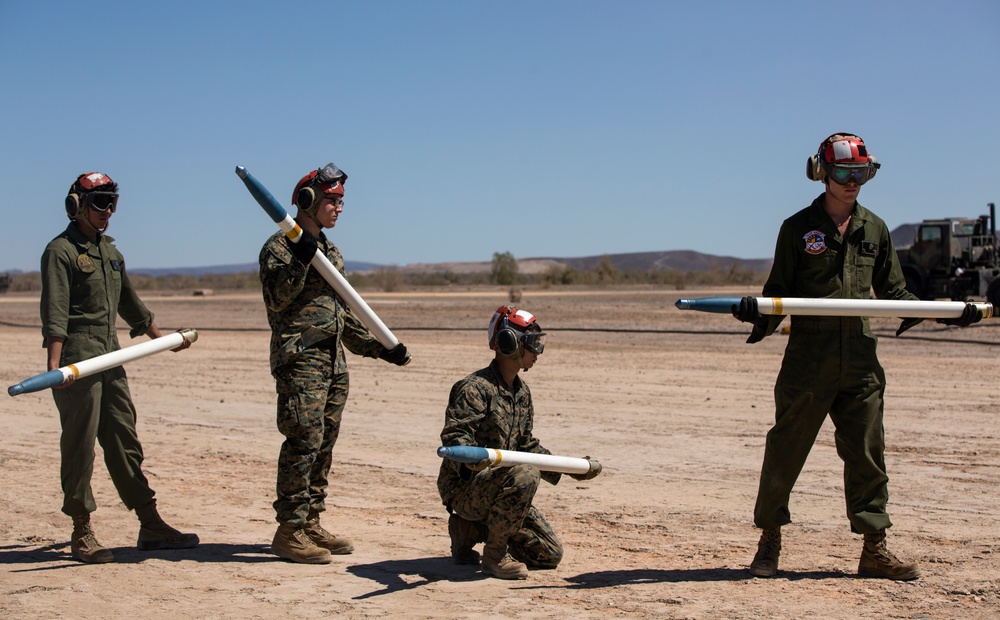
1, 286, 998, 619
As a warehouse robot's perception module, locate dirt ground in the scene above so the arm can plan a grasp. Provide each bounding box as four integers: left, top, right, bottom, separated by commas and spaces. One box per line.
2, 286, 999, 619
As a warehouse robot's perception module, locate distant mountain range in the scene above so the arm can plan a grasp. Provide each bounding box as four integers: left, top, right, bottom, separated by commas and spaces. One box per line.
130, 261, 384, 277
125, 251, 772, 277
7, 224, 920, 277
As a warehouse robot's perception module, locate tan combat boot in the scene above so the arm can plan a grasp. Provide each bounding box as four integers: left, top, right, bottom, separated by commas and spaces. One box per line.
481, 543, 529, 580
749, 527, 781, 577
71, 514, 114, 564
135, 499, 199, 550
304, 512, 354, 555
272, 523, 333, 564
858, 530, 920, 581
449, 514, 488, 565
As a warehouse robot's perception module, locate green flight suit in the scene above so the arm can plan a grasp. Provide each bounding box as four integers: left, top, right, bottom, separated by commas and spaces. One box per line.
752, 194, 916, 534
40, 224, 156, 517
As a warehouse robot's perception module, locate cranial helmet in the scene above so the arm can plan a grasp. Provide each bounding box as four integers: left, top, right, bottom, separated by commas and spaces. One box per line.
65, 172, 119, 219
806, 133, 880, 184
488, 306, 546, 356
293, 162, 347, 212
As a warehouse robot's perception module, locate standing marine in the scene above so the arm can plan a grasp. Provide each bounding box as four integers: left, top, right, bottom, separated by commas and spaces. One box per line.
41, 172, 199, 564
259, 162, 411, 564
733, 133, 982, 580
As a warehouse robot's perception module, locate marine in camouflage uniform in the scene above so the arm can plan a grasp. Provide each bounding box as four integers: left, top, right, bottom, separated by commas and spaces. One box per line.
437, 306, 601, 579
734, 134, 981, 581
41, 172, 198, 564
260, 163, 410, 564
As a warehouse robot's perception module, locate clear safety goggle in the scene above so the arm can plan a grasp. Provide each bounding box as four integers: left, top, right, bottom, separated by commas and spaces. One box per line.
522, 331, 546, 355
826, 165, 872, 186
84, 192, 119, 213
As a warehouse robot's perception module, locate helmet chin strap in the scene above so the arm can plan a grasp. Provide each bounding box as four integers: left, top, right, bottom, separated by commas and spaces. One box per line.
75, 212, 108, 237
506, 343, 529, 371
301, 201, 324, 231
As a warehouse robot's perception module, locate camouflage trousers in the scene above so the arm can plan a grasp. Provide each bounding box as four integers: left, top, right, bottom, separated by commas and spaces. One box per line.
272, 347, 349, 526
449, 463, 563, 568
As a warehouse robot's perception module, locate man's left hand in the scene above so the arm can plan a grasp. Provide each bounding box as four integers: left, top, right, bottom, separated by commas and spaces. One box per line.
172, 327, 193, 351
936, 302, 983, 327
379, 342, 411, 366
569, 457, 602, 481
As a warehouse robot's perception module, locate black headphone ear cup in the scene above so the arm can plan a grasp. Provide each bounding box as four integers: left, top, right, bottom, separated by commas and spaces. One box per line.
65, 194, 80, 217
296, 187, 315, 210
806, 154, 824, 181
496, 328, 518, 356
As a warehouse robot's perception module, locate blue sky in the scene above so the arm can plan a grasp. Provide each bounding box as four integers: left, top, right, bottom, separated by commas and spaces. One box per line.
2, 1, 997, 272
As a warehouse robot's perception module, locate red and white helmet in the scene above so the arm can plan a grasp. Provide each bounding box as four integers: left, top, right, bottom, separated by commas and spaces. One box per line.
488, 306, 545, 355
807, 133, 880, 183
293, 163, 347, 211
65, 172, 119, 219
818, 133, 873, 167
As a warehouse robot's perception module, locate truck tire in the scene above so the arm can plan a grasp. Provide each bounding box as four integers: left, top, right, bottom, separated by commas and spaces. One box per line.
987, 278, 1000, 308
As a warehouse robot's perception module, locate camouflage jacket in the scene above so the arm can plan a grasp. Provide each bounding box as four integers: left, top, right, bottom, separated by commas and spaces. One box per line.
258, 230, 383, 373
437, 360, 560, 506
40, 223, 153, 365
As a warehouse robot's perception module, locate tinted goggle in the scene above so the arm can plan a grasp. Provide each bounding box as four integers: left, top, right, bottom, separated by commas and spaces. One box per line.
826, 165, 872, 186
522, 331, 546, 355
84, 192, 119, 213
316, 163, 347, 185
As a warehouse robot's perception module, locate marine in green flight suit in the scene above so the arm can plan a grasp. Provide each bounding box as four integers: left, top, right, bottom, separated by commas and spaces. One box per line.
41, 172, 198, 564
733, 134, 982, 581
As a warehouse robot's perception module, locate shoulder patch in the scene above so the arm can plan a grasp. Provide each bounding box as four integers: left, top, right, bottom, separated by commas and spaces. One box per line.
77, 254, 96, 273
803, 230, 827, 255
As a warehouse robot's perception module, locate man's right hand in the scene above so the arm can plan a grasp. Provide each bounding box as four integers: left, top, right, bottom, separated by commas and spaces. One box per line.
466, 458, 491, 472
289, 230, 318, 264
732, 296, 761, 323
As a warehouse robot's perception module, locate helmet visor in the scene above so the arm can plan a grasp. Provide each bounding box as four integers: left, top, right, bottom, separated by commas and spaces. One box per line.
522, 331, 546, 355
84, 192, 119, 213
826, 165, 871, 186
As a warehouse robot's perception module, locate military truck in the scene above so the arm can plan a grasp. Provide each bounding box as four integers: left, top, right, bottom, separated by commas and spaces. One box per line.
896, 203, 1000, 307
0, 273, 11, 294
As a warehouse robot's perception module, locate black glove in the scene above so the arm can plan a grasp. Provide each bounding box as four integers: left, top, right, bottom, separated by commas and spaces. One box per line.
731, 296, 761, 323
289, 230, 318, 264
936, 302, 983, 327
379, 342, 411, 366
895, 317, 924, 336
732, 297, 770, 344
569, 457, 602, 481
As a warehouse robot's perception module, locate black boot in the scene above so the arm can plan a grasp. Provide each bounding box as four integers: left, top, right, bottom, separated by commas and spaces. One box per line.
135, 499, 199, 551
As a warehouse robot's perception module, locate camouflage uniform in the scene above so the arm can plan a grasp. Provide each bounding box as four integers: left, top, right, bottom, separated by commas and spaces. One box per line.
752, 194, 917, 534
437, 360, 564, 568
260, 230, 384, 527
40, 223, 157, 516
